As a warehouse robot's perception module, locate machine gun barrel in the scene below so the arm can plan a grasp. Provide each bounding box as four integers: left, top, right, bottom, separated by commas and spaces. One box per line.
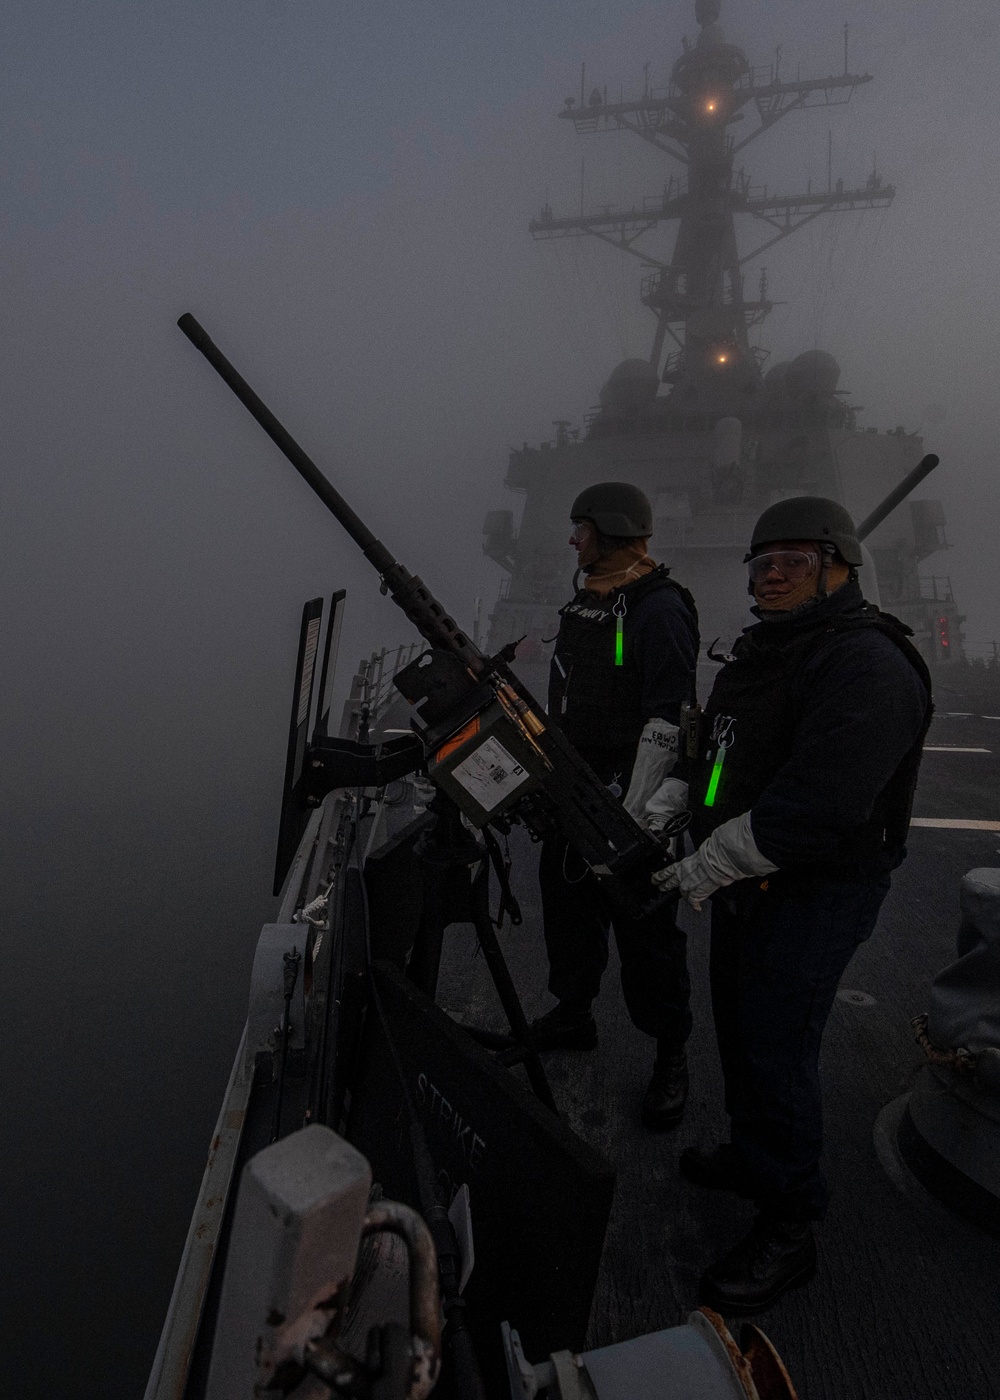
177, 313, 487, 675
177, 313, 671, 918
855, 453, 939, 542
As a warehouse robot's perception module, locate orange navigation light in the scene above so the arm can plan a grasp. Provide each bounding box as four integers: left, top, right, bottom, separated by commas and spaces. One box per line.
716, 352, 729, 364
705, 97, 718, 113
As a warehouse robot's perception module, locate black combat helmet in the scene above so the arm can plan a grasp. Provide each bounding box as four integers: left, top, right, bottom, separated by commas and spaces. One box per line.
570, 482, 653, 538
749, 495, 863, 566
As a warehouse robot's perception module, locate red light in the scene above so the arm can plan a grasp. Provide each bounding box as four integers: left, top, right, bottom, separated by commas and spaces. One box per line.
938, 617, 950, 648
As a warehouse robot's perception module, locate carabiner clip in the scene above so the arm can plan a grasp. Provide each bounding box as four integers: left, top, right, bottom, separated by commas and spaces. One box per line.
712, 715, 736, 749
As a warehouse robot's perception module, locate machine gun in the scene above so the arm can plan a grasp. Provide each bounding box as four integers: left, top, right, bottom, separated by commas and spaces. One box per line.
177, 314, 672, 916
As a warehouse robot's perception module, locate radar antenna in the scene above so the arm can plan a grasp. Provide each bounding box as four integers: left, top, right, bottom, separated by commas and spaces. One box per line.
532, 0, 893, 405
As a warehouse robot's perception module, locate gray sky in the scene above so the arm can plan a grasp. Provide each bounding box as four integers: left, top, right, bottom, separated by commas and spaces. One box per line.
2, 0, 997, 707
2, 2, 998, 1390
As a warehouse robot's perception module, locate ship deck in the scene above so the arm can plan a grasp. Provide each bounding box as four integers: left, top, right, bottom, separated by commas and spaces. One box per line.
434, 701, 1000, 1400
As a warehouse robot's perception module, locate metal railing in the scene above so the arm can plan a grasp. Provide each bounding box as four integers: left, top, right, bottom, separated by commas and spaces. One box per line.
340, 641, 426, 741
961, 643, 1000, 665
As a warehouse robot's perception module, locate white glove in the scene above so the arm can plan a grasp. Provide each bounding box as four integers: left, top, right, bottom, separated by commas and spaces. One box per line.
623, 719, 680, 826
645, 776, 689, 834
651, 811, 778, 911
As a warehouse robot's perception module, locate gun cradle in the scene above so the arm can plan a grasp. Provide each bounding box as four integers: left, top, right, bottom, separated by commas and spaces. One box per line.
301, 733, 425, 804
394, 648, 672, 920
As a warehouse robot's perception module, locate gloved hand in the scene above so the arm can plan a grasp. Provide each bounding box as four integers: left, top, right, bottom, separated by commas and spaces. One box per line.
651, 849, 728, 910
651, 811, 778, 911
645, 775, 689, 836
623, 718, 680, 825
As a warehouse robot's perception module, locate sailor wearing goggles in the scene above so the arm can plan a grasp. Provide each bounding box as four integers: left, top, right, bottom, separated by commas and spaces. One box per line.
653, 495, 932, 1313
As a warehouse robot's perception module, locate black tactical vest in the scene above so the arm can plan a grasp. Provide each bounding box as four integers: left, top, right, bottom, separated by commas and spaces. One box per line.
548, 565, 697, 754
688, 602, 932, 867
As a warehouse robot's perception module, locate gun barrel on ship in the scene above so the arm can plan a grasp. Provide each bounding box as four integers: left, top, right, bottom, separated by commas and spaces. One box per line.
177, 313, 671, 916
856, 453, 940, 542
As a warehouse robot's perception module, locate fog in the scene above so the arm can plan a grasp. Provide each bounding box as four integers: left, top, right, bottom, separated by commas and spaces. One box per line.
1, 2, 997, 1393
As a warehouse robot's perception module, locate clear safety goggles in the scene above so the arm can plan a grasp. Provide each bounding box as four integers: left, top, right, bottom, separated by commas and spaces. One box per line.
746, 549, 820, 584
569, 519, 593, 548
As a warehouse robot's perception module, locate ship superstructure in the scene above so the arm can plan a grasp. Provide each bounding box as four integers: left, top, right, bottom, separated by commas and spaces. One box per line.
485, 0, 962, 668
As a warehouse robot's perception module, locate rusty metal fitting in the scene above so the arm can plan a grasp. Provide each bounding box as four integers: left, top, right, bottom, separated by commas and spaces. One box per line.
361, 1200, 442, 1400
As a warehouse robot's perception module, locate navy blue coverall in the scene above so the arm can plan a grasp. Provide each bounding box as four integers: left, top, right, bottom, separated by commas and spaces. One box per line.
543, 570, 699, 1045
691, 579, 931, 1219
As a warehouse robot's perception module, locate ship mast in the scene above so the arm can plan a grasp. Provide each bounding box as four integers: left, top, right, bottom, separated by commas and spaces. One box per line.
531, 0, 893, 416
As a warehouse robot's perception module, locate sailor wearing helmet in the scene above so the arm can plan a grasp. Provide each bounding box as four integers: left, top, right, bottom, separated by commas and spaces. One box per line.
653, 495, 932, 1311
532, 481, 700, 1132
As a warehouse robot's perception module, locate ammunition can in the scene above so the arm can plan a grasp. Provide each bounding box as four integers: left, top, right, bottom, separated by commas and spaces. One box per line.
427, 700, 546, 827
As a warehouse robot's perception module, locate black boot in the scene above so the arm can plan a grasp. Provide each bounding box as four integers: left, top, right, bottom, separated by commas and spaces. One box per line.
698, 1214, 817, 1314
679, 1143, 748, 1193
528, 1002, 598, 1051
641, 1047, 688, 1131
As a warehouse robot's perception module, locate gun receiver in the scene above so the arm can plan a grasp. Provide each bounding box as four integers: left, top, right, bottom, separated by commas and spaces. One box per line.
177, 313, 670, 916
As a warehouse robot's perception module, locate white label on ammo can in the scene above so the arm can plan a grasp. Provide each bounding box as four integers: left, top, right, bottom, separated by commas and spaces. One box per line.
450, 736, 530, 813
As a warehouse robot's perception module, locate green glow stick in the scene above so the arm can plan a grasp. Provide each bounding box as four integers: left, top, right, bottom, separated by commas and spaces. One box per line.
615, 614, 624, 665
704, 745, 726, 806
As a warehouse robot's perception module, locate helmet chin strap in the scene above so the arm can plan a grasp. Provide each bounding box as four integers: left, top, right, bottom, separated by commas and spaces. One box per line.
815, 543, 835, 599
